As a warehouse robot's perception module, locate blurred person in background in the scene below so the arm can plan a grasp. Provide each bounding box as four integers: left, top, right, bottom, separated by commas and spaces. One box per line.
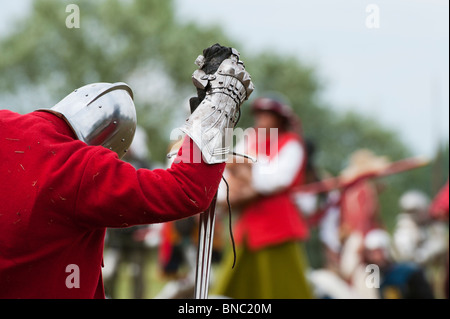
429, 179, 449, 298
213, 95, 313, 299
310, 150, 390, 299
326, 228, 434, 299
392, 189, 448, 298
363, 229, 434, 299
293, 139, 330, 270
155, 214, 198, 299
338, 149, 389, 240
308, 190, 361, 299
155, 213, 225, 299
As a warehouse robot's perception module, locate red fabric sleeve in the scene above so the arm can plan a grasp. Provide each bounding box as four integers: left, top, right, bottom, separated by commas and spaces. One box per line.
340, 180, 379, 235
430, 181, 449, 220
74, 137, 225, 229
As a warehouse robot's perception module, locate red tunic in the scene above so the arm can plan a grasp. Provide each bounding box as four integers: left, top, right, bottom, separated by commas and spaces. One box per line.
339, 179, 381, 236
234, 131, 309, 250
0, 110, 225, 298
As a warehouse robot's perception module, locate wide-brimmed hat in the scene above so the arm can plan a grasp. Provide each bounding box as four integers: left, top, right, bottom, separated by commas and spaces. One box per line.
340, 149, 391, 183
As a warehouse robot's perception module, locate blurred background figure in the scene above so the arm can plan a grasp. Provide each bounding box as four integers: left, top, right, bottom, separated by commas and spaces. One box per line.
392, 189, 448, 298
394, 190, 432, 262
309, 149, 393, 299
307, 189, 356, 299
293, 139, 330, 270
314, 228, 435, 299
293, 139, 324, 221
429, 179, 449, 299
155, 212, 225, 299
103, 126, 157, 299
363, 229, 435, 299
334, 149, 388, 294
312, 229, 380, 299
154, 215, 198, 299
213, 95, 314, 299
338, 149, 389, 240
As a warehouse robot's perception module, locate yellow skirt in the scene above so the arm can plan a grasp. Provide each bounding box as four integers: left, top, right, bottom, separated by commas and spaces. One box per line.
212, 241, 314, 299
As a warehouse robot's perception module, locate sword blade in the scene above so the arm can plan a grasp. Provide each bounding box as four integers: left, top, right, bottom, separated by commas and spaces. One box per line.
194, 193, 217, 299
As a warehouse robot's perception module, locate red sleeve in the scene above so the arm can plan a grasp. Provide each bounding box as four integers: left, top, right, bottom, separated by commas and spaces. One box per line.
430, 181, 449, 220
74, 137, 225, 228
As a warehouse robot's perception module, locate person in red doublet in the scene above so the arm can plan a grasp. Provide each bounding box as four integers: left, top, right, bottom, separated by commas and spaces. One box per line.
213, 96, 314, 299
338, 149, 389, 239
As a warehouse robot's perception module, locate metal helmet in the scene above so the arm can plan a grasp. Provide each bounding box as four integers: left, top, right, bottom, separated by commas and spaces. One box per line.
39, 82, 137, 159
364, 229, 391, 259
364, 229, 391, 251
399, 190, 430, 213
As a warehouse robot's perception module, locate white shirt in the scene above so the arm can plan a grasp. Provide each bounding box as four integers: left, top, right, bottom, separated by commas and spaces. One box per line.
235, 137, 305, 195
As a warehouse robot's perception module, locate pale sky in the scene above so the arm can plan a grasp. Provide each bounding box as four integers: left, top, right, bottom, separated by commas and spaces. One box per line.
1, 0, 449, 158
175, 0, 450, 158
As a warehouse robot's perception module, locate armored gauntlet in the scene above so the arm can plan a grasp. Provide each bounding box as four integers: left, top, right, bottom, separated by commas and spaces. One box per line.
180, 44, 254, 164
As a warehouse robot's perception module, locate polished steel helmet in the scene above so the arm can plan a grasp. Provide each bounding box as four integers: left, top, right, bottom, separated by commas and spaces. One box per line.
39, 82, 137, 159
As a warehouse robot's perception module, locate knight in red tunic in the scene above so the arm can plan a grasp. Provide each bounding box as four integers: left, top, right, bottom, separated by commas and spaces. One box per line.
0, 45, 254, 299
0, 95, 223, 299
